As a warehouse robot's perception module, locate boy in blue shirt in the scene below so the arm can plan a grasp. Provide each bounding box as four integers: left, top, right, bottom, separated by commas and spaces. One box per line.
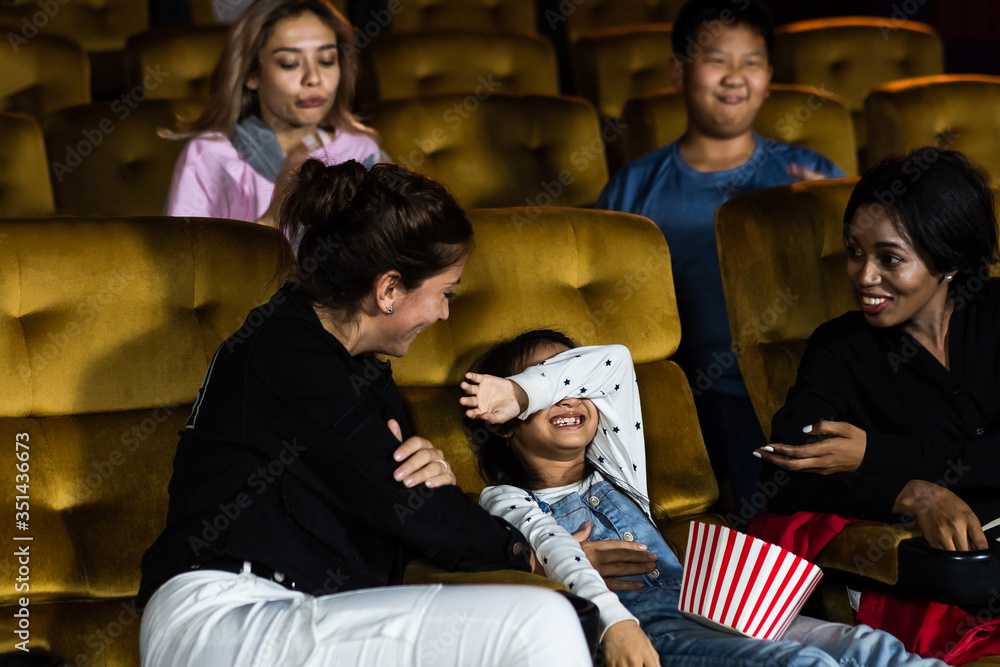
597, 0, 845, 516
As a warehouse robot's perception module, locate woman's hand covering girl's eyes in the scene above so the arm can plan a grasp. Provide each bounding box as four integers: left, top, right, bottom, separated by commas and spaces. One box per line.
459, 372, 528, 424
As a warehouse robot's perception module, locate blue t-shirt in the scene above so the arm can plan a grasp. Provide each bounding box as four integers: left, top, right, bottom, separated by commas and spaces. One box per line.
597, 135, 845, 396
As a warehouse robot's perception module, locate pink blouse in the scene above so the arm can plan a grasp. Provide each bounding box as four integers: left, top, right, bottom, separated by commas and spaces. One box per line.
163, 128, 381, 222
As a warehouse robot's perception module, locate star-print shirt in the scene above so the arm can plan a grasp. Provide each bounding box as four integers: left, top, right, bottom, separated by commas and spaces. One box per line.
480, 344, 647, 637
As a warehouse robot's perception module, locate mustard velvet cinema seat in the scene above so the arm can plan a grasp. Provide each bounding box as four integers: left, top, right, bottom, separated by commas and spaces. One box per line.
772, 17, 943, 155
620, 83, 858, 176
359, 30, 560, 103
387, 0, 537, 36
865, 74, 1000, 187
0, 112, 55, 217
366, 93, 610, 208
571, 24, 674, 122
124, 26, 229, 105
558, 0, 683, 44
43, 98, 203, 216
187, 0, 346, 23
0, 33, 90, 120
394, 207, 721, 565
0, 0, 149, 100
714, 179, 1000, 618
0, 217, 289, 666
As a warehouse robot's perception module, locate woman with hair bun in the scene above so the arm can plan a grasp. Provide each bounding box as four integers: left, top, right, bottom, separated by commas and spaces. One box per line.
138, 160, 592, 666
162, 0, 383, 225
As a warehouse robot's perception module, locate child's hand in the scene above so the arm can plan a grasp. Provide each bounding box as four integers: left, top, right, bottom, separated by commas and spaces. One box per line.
460, 372, 528, 423
602, 620, 660, 666
787, 163, 826, 182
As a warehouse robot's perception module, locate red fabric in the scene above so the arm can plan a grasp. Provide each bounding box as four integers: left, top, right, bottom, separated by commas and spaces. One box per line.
747, 510, 863, 561
748, 511, 1000, 665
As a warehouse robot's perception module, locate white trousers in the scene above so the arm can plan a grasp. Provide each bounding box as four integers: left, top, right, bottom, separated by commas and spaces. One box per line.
140, 569, 592, 667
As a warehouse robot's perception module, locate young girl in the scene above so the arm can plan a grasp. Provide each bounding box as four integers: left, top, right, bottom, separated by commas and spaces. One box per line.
461, 330, 947, 667
162, 0, 382, 227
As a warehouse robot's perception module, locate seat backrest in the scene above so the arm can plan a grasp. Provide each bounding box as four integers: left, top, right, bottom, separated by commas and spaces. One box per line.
188, 0, 347, 23
388, 0, 536, 35
366, 93, 609, 208
620, 84, 858, 176
0, 217, 288, 596
773, 17, 942, 151
560, 0, 683, 43
572, 24, 673, 120
0, 33, 90, 120
714, 179, 859, 437
865, 74, 1000, 185
125, 26, 229, 103
0, 111, 55, 216
43, 99, 203, 216
392, 207, 718, 519
773, 17, 944, 113
0, 0, 148, 51
362, 30, 559, 102
0, 218, 287, 664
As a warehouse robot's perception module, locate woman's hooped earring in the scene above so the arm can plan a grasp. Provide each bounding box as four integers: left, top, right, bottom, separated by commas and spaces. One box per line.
386, 304, 394, 314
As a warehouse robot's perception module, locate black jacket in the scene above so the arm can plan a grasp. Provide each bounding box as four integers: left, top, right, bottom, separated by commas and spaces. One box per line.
766, 279, 1000, 526
138, 283, 530, 604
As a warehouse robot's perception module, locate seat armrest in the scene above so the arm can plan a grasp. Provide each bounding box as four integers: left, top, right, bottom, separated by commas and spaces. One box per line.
815, 522, 1000, 607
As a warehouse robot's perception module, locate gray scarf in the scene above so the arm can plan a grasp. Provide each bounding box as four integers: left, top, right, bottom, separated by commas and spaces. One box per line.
230, 115, 285, 182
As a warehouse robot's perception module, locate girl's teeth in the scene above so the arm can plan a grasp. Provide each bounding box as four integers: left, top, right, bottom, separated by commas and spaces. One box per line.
863, 297, 887, 306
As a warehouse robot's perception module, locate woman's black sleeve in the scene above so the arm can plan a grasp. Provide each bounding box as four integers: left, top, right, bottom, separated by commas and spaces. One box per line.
765, 333, 908, 522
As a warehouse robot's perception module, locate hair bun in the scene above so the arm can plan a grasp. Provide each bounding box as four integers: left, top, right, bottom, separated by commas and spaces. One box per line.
291, 159, 369, 231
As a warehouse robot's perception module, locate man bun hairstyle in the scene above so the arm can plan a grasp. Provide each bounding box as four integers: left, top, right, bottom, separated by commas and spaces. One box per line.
280, 160, 473, 317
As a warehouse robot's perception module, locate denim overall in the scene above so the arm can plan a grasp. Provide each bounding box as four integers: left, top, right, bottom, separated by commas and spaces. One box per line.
538, 478, 939, 667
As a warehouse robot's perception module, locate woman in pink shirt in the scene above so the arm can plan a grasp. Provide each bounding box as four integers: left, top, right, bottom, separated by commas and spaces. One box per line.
163, 0, 382, 225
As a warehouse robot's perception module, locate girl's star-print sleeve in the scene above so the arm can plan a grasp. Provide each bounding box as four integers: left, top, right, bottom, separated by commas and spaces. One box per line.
480, 484, 640, 639
506, 344, 647, 499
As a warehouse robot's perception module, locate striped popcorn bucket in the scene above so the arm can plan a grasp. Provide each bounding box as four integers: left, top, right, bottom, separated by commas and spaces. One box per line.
679, 522, 823, 640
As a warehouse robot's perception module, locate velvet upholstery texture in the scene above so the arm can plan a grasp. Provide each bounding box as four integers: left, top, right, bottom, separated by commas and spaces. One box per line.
865, 74, 1000, 186
392, 207, 717, 521
187, 0, 347, 23
0, 211, 720, 663
42, 99, 204, 216
0, 34, 90, 120
572, 25, 674, 121
388, 0, 537, 35
0, 0, 148, 52
620, 83, 858, 176
773, 17, 944, 151
0, 112, 55, 216
0, 218, 289, 663
713, 178, 860, 438
560, 0, 683, 43
125, 26, 229, 103
360, 30, 559, 103
366, 93, 609, 208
